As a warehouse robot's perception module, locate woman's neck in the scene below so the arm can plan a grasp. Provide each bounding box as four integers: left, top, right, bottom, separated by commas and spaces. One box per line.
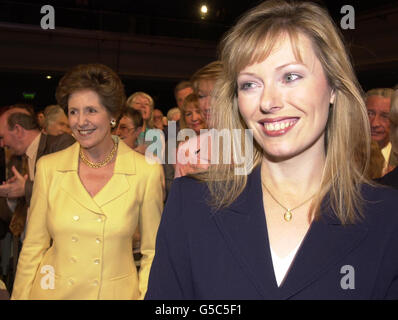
82, 135, 115, 162
261, 146, 326, 197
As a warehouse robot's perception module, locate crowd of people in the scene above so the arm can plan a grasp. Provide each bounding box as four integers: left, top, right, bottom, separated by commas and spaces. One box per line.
0, 0, 397, 300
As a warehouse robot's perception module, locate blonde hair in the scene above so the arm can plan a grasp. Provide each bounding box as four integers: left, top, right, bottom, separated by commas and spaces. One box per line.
180, 93, 206, 131
167, 107, 181, 121
126, 91, 154, 128
366, 88, 394, 100
190, 61, 223, 93
203, 0, 371, 225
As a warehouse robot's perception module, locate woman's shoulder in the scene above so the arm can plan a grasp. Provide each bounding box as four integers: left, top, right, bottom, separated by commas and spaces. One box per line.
168, 175, 210, 208
360, 183, 398, 227
37, 141, 78, 167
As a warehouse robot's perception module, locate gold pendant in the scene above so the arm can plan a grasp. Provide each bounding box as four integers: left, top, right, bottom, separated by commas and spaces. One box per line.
284, 210, 292, 222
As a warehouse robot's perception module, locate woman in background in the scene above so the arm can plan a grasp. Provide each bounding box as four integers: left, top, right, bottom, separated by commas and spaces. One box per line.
174, 61, 223, 178
12, 63, 163, 300
127, 92, 165, 160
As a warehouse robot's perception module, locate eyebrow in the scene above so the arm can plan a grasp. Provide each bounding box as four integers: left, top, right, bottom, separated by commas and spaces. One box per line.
238, 62, 306, 76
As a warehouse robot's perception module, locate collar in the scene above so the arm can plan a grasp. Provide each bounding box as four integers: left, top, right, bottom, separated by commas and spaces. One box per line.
381, 141, 392, 162
25, 132, 41, 160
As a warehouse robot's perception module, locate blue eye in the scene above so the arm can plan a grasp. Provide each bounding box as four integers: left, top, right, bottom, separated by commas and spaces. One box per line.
284, 73, 301, 83
239, 82, 258, 91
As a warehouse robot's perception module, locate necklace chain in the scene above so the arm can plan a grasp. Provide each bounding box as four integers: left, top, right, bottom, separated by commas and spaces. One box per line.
261, 181, 315, 222
79, 141, 118, 168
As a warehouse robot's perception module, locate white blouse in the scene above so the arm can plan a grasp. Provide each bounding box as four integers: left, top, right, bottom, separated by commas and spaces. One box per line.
270, 242, 302, 287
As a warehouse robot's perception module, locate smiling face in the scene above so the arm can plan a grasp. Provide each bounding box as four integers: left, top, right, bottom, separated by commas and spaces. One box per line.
184, 103, 206, 134
67, 89, 113, 151
237, 33, 334, 161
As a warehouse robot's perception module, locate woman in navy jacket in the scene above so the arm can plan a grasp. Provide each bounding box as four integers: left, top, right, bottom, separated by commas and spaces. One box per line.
146, 0, 398, 299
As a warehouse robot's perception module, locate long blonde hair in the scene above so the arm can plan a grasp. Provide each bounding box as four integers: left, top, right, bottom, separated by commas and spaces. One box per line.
204, 0, 371, 225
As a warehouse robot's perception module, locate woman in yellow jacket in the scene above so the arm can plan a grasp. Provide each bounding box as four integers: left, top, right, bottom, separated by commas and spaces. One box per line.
11, 63, 164, 300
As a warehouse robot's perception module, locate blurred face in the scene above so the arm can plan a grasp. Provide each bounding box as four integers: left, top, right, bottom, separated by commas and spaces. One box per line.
0, 109, 31, 155
46, 112, 71, 136
184, 103, 206, 134
36, 112, 45, 128
176, 87, 193, 109
171, 111, 181, 122
0, 113, 23, 154
67, 89, 113, 151
197, 79, 215, 124
115, 116, 140, 149
131, 96, 151, 121
153, 109, 164, 129
237, 34, 334, 161
366, 95, 391, 148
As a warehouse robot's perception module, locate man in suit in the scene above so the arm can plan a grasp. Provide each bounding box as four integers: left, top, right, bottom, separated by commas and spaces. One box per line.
0, 106, 75, 288
366, 88, 396, 174
0, 106, 75, 207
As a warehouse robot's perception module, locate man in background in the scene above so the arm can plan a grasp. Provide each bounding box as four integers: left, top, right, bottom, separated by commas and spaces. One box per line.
366, 88, 395, 175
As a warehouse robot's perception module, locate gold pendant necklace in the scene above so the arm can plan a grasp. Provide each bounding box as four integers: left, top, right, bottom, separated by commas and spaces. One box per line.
79, 141, 118, 168
261, 181, 315, 222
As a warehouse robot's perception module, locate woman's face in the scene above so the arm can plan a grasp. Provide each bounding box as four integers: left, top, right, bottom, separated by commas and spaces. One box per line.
131, 95, 152, 121
115, 115, 140, 149
197, 79, 215, 124
68, 89, 113, 151
184, 103, 206, 134
237, 33, 334, 161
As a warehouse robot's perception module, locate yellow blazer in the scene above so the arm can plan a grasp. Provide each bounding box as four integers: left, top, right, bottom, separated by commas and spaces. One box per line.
11, 139, 164, 300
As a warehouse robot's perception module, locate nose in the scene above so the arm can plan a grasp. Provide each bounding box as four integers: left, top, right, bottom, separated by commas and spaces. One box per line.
371, 113, 382, 128
259, 83, 282, 113
192, 111, 201, 122
77, 113, 88, 127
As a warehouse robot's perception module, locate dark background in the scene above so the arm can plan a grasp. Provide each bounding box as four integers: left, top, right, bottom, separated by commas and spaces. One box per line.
0, 0, 397, 114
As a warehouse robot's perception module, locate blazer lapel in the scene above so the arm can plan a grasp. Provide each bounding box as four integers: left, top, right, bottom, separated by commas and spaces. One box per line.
213, 166, 279, 299
57, 139, 136, 212
279, 202, 368, 299
213, 165, 369, 300
57, 142, 102, 213
92, 140, 135, 208
60, 171, 102, 213
94, 140, 136, 207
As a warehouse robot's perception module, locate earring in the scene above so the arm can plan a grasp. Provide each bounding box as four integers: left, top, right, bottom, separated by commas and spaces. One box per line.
110, 119, 116, 128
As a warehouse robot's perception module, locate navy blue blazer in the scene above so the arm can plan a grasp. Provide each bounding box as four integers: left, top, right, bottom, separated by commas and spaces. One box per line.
145, 166, 398, 299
